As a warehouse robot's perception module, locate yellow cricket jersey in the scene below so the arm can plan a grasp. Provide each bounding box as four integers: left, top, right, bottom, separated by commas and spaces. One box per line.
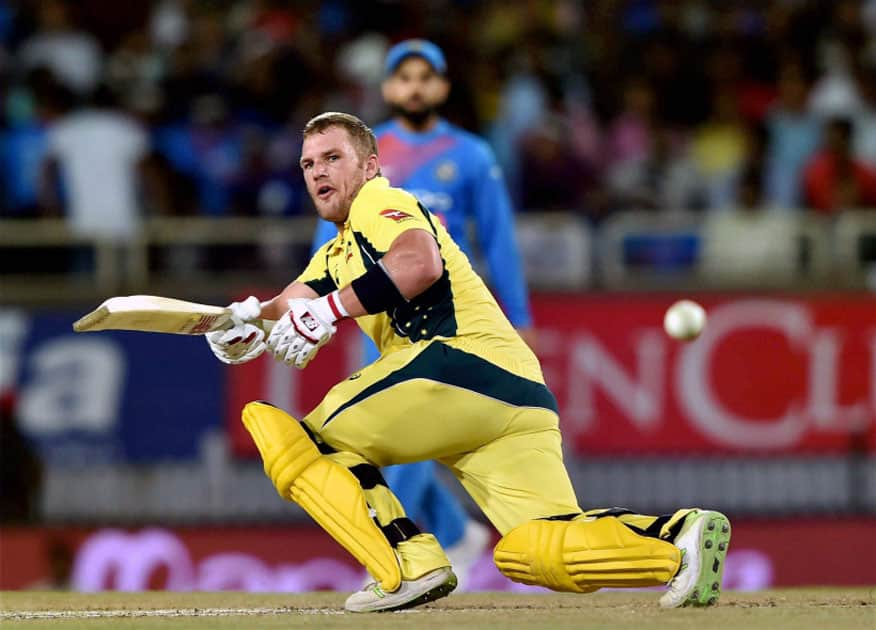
296, 177, 543, 383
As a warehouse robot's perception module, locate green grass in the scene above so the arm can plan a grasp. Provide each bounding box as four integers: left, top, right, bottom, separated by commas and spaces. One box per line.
1, 589, 874, 630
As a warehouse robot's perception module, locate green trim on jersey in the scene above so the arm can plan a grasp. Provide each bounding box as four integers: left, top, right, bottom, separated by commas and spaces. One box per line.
303, 247, 339, 296
351, 229, 458, 341
322, 342, 557, 427
305, 273, 338, 297
415, 200, 439, 235
351, 229, 384, 269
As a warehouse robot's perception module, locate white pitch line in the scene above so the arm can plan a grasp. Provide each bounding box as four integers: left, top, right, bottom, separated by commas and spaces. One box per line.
0, 607, 346, 620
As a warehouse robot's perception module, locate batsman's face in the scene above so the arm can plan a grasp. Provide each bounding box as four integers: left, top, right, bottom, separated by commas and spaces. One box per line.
382, 57, 449, 116
300, 126, 378, 223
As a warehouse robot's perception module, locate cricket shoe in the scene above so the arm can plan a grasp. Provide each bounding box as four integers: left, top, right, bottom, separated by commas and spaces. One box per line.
659, 510, 731, 608
344, 566, 457, 613
445, 520, 491, 591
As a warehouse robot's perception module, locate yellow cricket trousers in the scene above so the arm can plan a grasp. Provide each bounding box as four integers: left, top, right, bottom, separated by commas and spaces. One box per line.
302, 339, 581, 535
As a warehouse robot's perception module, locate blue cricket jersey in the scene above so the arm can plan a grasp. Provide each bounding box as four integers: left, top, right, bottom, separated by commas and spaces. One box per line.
311, 119, 532, 327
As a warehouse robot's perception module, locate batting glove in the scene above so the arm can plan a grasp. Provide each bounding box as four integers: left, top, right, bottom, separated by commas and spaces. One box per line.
205, 296, 266, 365
229, 296, 263, 325
266, 296, 341, 369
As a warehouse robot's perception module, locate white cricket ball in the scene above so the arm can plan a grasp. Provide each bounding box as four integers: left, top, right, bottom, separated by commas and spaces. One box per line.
663, 299, 706, 341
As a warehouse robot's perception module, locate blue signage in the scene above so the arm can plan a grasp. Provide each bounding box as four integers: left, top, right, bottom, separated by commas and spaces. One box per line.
11, 310, 224, 464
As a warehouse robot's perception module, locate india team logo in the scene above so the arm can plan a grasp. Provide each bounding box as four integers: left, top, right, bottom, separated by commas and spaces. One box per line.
380, 208, 414, 222
436, 160, 457, 182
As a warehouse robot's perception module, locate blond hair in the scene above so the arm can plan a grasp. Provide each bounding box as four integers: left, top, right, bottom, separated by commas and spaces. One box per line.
303, 112, 379, 163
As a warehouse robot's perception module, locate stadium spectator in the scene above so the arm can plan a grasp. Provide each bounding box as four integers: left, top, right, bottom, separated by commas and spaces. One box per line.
154, 93, 243, 216
605, 122, 704, 213
39, 84, 148, 246
690, 86, 751, 210
17, 0, 102, 97
803, 117, 876, 213
764, 60, 823, 208
604, 76, 656, 172
0, 69, 55, 218
518, 101, 595, 213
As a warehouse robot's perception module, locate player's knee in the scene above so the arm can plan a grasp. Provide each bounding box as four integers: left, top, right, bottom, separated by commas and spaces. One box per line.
241, 401, 321, 499
493, 519, 593, 593
493, 517, 680, 592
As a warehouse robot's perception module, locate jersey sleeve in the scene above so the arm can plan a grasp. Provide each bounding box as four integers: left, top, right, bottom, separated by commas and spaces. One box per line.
469, 140, 533, 327
351, 187, 437, 255
295, 241, 338, 296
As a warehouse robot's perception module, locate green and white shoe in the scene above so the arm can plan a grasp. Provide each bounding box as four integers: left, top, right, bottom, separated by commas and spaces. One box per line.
659, 510, 731, 608
344, 567, 457, 613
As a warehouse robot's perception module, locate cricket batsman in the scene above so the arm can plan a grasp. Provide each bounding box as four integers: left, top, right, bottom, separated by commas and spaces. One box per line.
311, 39, 528, 583
206, 112, 731, 612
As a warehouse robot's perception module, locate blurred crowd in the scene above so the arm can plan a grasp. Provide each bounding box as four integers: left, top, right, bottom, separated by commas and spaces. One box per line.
2, 0, 876, 241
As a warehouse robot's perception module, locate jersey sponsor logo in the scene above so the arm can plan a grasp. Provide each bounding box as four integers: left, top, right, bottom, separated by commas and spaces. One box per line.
379, 208, 415, 222
411, 190, 453, 212
436, 160, 457, 182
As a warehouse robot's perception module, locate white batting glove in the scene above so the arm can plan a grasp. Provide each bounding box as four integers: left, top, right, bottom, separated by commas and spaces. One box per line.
206, 323, 266, 364
229, 296, 263, 325
266, 293, 345, 368
205, 296, 266, 365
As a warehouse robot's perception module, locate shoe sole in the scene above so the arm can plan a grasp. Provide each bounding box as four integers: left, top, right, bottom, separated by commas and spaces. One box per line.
377, 573, 458, 612
684, 511, 731, 607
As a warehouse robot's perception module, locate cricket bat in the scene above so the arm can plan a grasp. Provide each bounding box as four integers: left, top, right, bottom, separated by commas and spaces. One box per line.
73, 295, 272, 335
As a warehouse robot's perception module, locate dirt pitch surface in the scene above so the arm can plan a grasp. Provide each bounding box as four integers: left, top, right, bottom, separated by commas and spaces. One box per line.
1, 589, 874, 630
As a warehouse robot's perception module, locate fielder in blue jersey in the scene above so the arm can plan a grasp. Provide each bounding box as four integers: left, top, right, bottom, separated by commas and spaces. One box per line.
311, 40, 533, 584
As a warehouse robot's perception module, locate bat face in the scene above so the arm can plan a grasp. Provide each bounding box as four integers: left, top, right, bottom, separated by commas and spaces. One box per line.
73, 296, 234, 335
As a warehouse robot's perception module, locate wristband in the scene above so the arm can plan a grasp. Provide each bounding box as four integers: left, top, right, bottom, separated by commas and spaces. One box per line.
306, 290, 349, 324
350, 260, 407, 314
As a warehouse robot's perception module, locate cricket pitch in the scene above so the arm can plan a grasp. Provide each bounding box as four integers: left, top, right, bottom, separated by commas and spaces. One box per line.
1, 589, 873, 629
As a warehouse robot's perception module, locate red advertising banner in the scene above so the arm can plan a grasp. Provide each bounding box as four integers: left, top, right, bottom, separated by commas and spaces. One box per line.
226, 294, 876, 456
535, 294, 875, 454
2, 519, 874, 591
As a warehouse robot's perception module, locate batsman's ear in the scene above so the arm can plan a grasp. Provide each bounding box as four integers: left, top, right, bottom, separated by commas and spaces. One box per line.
365, 153, 380, 179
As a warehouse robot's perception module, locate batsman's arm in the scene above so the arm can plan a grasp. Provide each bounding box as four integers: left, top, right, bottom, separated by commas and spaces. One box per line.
260, 282, 319, 320
336, 228, 442, 318
262, 228, 440, 322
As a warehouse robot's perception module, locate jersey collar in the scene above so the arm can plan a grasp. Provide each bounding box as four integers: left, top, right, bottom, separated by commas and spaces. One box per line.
386, 118, 449, 144
332, 176, 390, 250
